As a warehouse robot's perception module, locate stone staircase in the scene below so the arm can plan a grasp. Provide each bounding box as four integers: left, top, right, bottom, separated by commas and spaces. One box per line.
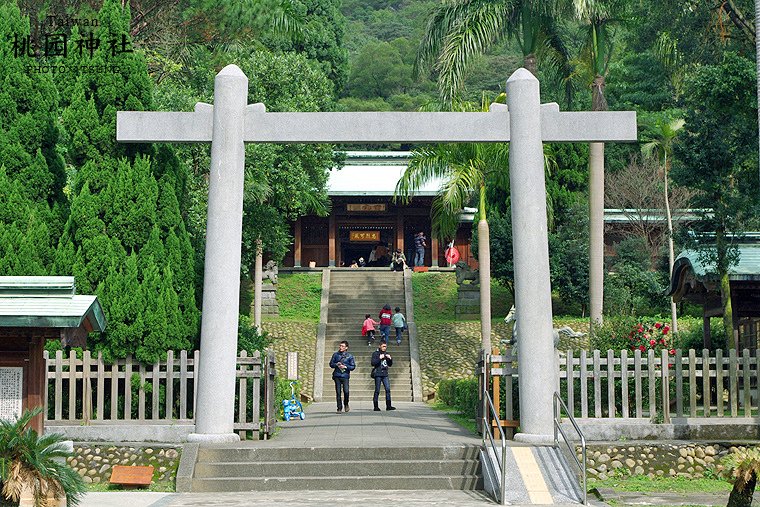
190, 444, 482, 491
323, 270, 413, 403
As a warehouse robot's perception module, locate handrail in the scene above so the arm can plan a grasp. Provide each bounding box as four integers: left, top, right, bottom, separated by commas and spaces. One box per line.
482, 354, 507, 504
553, 392, 587, 505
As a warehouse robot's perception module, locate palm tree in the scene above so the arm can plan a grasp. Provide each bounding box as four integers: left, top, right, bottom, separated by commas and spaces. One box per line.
642, 118, 685, 334
723, 447, 760, 507
416, 0, 573, 104
572, 0, 628, 328
0, 409, 85, 507
394, 99, 510, 352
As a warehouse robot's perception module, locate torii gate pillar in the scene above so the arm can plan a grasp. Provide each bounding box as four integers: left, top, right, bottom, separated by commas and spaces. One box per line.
188, 65, 248, 443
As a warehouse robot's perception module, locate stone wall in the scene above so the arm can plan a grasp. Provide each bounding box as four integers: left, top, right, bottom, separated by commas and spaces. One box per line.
68, 444, 180, 485
263, 321, 317, 398
579, 442, 744, 481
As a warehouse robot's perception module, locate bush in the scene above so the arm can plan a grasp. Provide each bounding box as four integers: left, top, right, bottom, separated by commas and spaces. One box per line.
238, 315, 272, 355
437, 377, 479, 419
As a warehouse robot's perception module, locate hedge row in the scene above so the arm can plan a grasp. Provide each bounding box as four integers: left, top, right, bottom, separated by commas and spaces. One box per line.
437, 377, 479, 419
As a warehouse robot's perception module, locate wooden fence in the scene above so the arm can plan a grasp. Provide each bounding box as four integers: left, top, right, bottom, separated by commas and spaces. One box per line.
482, 348, 760, 428
44, 349, 276, 439
557, 348, 760, 421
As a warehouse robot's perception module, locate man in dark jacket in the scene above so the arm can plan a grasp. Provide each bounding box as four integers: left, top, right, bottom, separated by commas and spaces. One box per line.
371, 342, 396, 411
414, 231, 426, 267
330, 341, 355, 413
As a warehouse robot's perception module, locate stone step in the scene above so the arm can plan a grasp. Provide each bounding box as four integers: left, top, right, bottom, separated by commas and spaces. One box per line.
194, 460, 480, 478
197, 445, 481, 462
190, 475, 482, 492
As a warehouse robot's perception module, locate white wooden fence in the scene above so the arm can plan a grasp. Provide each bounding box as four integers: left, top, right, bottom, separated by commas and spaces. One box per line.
44, 349, 276, 440
558, 348, 760, 421
483, 348, 760, 424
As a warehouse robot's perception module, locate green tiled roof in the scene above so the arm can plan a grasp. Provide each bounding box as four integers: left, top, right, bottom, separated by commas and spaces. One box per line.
668, 244, 760, 296
0, 277, 106, 331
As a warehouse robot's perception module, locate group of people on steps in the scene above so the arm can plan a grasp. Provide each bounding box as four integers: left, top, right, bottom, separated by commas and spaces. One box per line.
329, 305, 407, 414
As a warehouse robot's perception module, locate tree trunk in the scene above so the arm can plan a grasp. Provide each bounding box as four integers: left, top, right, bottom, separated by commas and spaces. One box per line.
721, 271, 736, 349
478, 188, 491, 353
663, 168, 678, 333
524, 54, 538, 76
756, 0, 760, 185
589, 75, 607, 328
727, 475, 756, 507
254, 239, 263, 334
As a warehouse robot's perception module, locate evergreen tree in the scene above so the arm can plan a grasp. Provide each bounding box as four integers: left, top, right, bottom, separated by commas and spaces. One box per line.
0, 2, 67, 274
57, 0, 200, 361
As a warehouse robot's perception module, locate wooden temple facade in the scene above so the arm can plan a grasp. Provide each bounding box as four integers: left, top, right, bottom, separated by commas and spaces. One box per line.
282, 152, 477, 269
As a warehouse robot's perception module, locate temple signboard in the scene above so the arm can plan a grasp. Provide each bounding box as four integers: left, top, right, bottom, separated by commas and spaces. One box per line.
0, 367, 23, 421
347, 203, 386, 212
350, 231, 380, 242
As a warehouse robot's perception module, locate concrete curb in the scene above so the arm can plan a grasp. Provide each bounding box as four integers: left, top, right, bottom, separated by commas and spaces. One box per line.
175, 443, 199, 492
313, 269, 330, 402
404, 268, 423, 401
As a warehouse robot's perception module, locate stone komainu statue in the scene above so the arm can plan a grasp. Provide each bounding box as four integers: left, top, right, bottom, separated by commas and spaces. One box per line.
262, 260, 278, 284
455, 261, 479, 285
503, 305, 586, 348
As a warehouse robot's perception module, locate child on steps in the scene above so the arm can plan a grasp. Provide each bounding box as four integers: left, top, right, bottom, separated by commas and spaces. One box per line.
362, 314, 380, 346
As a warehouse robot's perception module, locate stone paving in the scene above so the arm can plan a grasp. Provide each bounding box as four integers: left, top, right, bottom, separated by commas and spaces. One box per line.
211, 401, 482, 448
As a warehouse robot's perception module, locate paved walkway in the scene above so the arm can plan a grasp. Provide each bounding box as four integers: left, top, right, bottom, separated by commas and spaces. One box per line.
216, 401, 483, 448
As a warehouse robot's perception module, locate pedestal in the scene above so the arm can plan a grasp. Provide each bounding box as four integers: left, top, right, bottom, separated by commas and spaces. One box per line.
455, 284, 480, 320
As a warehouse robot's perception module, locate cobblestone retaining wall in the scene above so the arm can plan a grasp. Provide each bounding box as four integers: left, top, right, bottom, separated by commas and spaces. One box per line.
68, 444, 180, 484
578, 442, 747, 481
263, 321, 317, 398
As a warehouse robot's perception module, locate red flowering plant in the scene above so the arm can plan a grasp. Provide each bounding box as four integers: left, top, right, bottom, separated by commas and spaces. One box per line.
628, 321, 675, 356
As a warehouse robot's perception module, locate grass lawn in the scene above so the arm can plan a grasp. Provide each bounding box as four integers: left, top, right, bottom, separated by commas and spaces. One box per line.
412, 272, 513, 322
592, 474, 731, 494
264, 272, 322, 322
428, 400, 479, 435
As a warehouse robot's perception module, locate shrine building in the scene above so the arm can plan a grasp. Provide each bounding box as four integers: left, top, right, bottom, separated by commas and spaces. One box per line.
283, 151, 478, 269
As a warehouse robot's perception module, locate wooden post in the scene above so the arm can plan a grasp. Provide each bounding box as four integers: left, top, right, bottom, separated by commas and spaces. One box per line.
431, 235, 439, 267
328, 215, 336, 267
294, 217, 302, 267
491, 346, 500, 440
396, 212, 404, 254
28, 337, 45, 434
703, 314, 712, 349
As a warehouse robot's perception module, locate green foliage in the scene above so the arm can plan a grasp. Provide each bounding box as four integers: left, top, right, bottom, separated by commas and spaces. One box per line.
0, 409, 86, 507
604, 237, 669, 317
54, 0, 200, 363
345, 40, 412, 98
549, 202, 589, 315
436, 377, 479, 420
412, 273, 458, 322
272, 274, 323, 322
0, 2, 67, 275
238, 316, 273, 355
722, 447, 760, 507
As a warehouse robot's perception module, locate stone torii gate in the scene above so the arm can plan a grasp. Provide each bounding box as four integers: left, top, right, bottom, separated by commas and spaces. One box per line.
117, 65, 636, 444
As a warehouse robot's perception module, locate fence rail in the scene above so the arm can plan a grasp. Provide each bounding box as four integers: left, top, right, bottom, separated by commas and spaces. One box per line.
44, 349, 276, 439
558, 348, 760, 420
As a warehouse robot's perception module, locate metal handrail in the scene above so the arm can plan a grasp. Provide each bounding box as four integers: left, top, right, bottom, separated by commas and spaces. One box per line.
481, 354, 507, 505
553, 392, 587, 505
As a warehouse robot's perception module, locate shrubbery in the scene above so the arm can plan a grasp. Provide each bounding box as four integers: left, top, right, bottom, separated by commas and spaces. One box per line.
437, 377, 479, 419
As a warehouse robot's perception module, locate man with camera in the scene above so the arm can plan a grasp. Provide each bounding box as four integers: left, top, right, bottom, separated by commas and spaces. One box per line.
371, 342, 396, 411
330, 341, 355, 413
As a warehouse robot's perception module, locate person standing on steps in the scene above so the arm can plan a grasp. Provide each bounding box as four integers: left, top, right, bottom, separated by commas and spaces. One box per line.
392, 306, 406, 346
329, 341, 355, 413
414, 231, 426, 268
371, 342, 396, 411
362, 314, 379, 346
378, 304, 392, 344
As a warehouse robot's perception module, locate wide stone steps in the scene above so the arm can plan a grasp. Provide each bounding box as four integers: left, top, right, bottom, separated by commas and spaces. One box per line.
194, 460, 479, 478
191, 445, 482, 492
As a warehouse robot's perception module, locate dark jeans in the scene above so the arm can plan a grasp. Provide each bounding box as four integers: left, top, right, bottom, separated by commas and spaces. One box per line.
379, 325, 391, 343
334, 377, 349, 410
373, 375, 392, 408
395, 327, 404, 343
415, 248, 425, 267
366, 330, 375, 344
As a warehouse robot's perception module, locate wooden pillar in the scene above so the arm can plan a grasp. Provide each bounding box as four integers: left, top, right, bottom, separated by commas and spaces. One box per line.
396, 212, 404, 254
431, 235, 439, 267
703, 313, 712, 349
27, 337, 44, 434
293, 217, 302, 268
328, 215, 336, 267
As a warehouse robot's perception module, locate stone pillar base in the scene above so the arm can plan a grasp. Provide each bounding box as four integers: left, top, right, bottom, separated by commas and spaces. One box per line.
186, 432, 240, 444
455, 283, 480, 320
513, 433, 554, 446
